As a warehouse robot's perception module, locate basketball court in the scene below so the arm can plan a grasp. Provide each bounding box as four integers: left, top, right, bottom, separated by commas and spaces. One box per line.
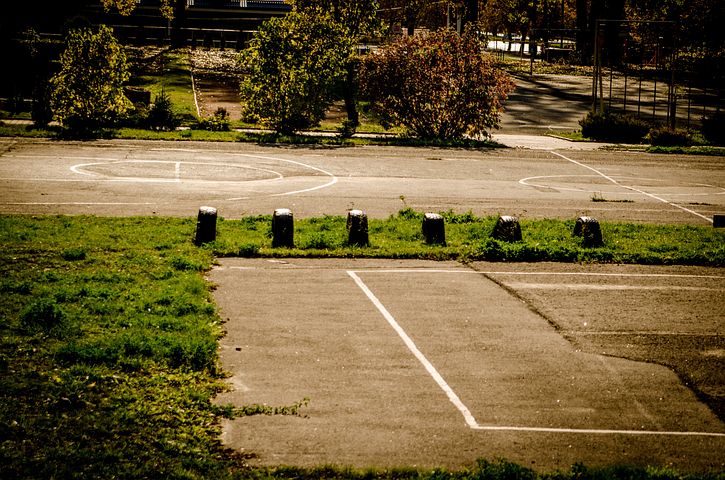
0, 139, 723, 223
1, 138, 724, 470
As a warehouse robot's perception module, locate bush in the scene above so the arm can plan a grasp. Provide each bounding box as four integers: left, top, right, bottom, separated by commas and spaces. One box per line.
50, 25, 130, 133
146, 91, 180, 131
360, 28, 514, 140
701, 111, 724, 145
196, 107, 230, 131
648, 126, 693, 146
579, 111, 651, 143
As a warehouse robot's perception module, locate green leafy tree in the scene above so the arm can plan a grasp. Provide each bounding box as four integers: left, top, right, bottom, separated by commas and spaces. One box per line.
287, 0, 382, 129
50, 25, 130, 132
239, 11, 350, 135
361, 28, 515, 140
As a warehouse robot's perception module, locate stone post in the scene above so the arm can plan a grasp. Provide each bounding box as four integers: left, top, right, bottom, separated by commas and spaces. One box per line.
346, 209, 369, 247
272, 208, 294, 248
573, 216, 603, 247
194, 206, 217, 246
492, 215, 522, 242
422, 213, 446, 245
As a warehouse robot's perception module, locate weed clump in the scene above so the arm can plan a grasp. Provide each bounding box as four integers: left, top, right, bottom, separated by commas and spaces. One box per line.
196, 107, 231, 131
648, 126, 693, 146
579, 111, 650, 143
20, 297, 68, 336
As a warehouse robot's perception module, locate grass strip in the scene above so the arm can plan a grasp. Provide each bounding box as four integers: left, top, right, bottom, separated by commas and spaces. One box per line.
0, 123, 504, 148
212, 209, 724, 266
1, 214, 723, 479
128, 48, 198, 123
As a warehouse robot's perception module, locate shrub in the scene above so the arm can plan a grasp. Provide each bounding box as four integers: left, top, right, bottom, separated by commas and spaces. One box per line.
146, 91, 180, 131
196, 107, 230, 131
579, 111, 651, 143
360, 28, 514, 140
50, 25, 130, 133
648, 126, 693, 146
701, 111, 724, 145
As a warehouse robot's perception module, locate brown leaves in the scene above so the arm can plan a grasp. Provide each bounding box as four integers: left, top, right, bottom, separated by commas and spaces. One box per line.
361, 29, 515, 140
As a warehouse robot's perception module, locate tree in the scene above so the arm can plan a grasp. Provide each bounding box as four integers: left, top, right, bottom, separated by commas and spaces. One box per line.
360, 28, 515, 140
239, 11, 350, 134
50, 25, 130, 132
286, 0, 381, 129
101, 0, 175, 19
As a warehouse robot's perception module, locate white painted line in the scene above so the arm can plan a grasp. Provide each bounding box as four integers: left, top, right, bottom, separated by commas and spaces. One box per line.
346, 270, 479, 429
573, 331, 722, 337
347, 268, 725, 437
69, 160, 284, 184
504, 282, 724, 292
519, 174, 725, 197
471, 425, 725, 436
190, 69, 201, 118
353, 269, 725, 280
231, 153, 338, 197
549, 151, 714, 223
4, 202, 156, 206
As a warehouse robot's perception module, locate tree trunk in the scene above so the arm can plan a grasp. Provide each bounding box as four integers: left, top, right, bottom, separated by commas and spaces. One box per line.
604, 0, 625, 65
528, 0, 539, 58
463, 0, 478, 31
575, 0, 589, 58
170, 0, 186, 48
342, 60, 359, 128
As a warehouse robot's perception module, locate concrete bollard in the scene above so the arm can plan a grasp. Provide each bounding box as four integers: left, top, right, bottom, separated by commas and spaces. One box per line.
272, 208, 294, 248
573, 216, 603, 247
194, 206, 217, 246
492, 215, 522, 242
714, 214, 725, 228
422, 213, 446, 245
346, 209, 369, 247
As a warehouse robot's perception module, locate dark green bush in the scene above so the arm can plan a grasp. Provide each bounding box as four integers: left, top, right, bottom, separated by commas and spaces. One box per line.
579, 111, 651, 143
146, 91, 180, 131
196, 107, 231, 131
701, 111, 724, 145
648, 126, 693, 146
122, 102, 150, 128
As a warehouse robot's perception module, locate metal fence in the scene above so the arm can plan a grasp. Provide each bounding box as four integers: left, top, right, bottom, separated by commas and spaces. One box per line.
486, 22, 723, 130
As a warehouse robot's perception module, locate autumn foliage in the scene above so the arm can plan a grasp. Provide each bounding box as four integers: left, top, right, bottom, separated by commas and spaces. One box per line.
361, 28, 515, 140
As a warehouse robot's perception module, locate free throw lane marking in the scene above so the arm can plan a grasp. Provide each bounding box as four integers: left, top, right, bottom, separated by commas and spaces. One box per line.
347, 269, 725, 437
346, 270, 478, 429
549, 151, 714, 223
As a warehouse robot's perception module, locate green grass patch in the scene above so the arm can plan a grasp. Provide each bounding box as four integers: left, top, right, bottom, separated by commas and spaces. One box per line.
209, 211, 725, 266
646, 145, 725, 156
127, 48, 197, 124
0, 123, 59, 138
0, 215, 281, 478
0, 123, 505, 148
548, 130, 591, 142
1, 214, 723, 478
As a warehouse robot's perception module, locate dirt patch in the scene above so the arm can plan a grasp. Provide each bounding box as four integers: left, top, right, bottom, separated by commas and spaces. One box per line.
190, 49, 244, 119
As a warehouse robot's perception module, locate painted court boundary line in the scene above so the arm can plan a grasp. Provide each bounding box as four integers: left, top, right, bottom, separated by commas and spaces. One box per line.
350, 268, 725, 281
346, 269, 725, 437
549, 151, 713, 223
